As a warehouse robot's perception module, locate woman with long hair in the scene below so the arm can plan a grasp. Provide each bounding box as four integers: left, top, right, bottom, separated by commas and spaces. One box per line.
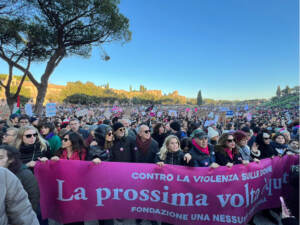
255, 129, 278, 159
156, 135, 192, 167
15, 125, 50, 169
151, 123, 167, 148
40, 122, 62, 155
215, 133, 248, 167
51, 131, 87, 161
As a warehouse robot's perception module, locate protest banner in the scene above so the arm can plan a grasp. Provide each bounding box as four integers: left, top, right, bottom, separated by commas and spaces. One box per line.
35, 156, 298, 225
46, 103, 57, 117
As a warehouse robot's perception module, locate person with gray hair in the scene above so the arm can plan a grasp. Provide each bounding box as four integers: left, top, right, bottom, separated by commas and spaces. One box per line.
2, 127, 18, 147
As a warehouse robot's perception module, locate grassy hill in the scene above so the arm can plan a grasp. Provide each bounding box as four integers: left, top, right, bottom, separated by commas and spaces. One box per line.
261, 94, 299, 109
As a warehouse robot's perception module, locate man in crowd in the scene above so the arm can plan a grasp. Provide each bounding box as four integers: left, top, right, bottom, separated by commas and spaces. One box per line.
69, 118, 89, 139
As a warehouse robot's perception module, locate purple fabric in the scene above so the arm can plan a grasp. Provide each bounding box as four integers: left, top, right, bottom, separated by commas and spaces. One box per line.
35, 155, 299, 224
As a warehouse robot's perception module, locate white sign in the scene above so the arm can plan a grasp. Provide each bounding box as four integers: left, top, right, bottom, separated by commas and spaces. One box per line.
25, 104, 33, 117
46, 103, 57, 117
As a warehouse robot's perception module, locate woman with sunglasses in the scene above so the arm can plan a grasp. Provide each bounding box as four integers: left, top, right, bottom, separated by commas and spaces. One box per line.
86, 124, 114, 225
87, 124, 113, 164
215, 133, 248, 167
255, 129, 278, 159
51, 131, 87, 161
15, 125, 50, 169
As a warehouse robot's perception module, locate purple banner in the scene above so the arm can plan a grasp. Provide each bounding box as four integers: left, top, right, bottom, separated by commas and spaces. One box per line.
35, 155, 299, 224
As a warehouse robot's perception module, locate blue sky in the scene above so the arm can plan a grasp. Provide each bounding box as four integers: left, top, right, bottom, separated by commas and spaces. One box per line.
0, 0, 298, 100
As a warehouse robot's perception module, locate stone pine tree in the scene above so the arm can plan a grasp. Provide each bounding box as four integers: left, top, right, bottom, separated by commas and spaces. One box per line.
197, 90, 203, 106
0, 0, 131, 115
276, 86, 281, 97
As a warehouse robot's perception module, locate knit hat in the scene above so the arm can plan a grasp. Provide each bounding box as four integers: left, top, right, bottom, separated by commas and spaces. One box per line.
233, 130, 248, 143
170, 121, 181, 132
113, 122, 124, 132
208, 127, 219, 139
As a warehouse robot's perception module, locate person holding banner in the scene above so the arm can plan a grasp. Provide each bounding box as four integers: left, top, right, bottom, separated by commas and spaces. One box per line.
156, 135, 192, 167
87, 124, 112, 164
215, 133, 248, 167
15, 125, 51, 170
110, 122, 135, 163
233, 130, 260, 162
86, 124, 114, 225
51, 131, 87, 161
254, 130, 278, 159
189, 131, 219, 168
271, 133, 288, 156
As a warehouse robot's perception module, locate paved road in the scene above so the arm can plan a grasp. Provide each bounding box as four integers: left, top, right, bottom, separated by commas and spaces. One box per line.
49, 210, 283, 225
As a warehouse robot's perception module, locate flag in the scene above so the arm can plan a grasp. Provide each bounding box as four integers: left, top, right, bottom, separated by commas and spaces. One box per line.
12, 96, 21, 114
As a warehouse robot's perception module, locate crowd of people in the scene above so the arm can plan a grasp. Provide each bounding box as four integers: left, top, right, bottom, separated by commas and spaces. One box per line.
0, 103, 299, 225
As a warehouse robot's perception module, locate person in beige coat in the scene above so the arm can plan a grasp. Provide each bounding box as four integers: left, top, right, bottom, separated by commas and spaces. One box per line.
0, 167, 39, 225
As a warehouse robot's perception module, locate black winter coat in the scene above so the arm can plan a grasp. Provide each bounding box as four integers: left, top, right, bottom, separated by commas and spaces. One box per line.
189, 144, 216, 167
19, 142, 51, 165
15, 165, 40, 213
87, 145, 110, 161
134, 138, 159, 163
155, 150, 191, 166
152, 133, 167, 148
110, 135, 136, 162
215, 146, 243, 166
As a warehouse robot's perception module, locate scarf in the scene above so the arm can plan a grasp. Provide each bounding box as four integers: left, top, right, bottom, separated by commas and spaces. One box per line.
192, 139, 209, 155
136, 136, 152, 154
60, 148, 86, 160
45, 132, 55, 140
225, 148, 233, 160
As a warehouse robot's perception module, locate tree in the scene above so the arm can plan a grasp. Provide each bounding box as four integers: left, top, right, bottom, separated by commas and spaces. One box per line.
286, 85, 291, 95
0, 0, 131, 115
276, 85, 281, 97
197, 90, 203, 106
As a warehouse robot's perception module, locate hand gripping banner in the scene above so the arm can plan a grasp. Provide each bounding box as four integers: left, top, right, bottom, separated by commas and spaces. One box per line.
35, 155, 299, 224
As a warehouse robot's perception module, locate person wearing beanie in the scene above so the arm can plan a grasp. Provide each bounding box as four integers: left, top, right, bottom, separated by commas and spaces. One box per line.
189, 131, 219, 168
112, 122, 125, 133
110, 122, 135, 163
170, 121, 186, 140
233, 130, 260, 161
207, 127, 219, 145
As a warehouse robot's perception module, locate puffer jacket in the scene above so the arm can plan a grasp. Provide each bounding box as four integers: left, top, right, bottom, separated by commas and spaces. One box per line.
87, 145, 110, 161
0, 167, 39, 225
189, 144, 216, 167
155, 150, 191, 166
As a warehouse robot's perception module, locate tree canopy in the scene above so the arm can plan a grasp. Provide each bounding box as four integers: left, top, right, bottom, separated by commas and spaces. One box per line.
0, 0, 131, 114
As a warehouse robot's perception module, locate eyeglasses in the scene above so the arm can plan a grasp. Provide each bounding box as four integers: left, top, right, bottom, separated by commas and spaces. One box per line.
263, 137, 271, 140
63, 138, 69, 142
107, 132, 113, 136
144, 130, 151, 134
24, 133, 38, 139
227, 139, 235, 143
118, 128, 125, 132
